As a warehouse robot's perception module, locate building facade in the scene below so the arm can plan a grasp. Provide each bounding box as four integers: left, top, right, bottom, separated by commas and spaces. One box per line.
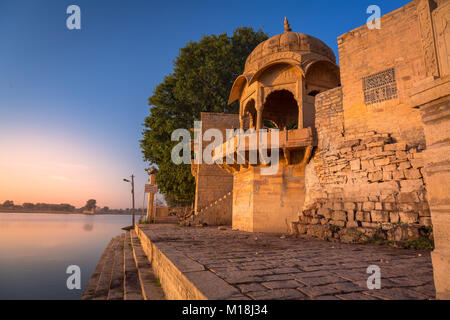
189, 0, 450, 298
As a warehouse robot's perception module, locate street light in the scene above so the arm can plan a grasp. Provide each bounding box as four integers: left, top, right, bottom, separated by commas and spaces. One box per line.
123, 175, 135, 228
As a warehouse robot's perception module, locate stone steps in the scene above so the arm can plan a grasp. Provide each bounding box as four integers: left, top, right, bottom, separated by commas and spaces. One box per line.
82, 231, 165, 300
81, 237, 117, 300
94, 236, 120, 299
130, 230, 165, 300
107, 234, 125, 300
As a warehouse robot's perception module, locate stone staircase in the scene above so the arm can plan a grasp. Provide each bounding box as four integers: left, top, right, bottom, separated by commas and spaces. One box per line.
81, 231, 165, 300
180, 191, 232, 226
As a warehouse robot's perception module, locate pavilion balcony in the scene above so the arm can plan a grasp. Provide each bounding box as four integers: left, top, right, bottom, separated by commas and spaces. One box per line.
211, 127, 316, 170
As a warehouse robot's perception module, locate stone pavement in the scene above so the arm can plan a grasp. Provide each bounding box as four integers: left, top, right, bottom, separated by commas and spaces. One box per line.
137, 224, 435, 300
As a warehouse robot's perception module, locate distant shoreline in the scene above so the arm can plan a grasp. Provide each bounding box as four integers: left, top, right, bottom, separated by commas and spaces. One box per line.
0, 209, 134, 216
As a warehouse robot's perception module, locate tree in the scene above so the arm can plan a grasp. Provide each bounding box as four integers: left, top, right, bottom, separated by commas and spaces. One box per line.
2, 200, 14, 208
84, 199, 97, 211
141, 27, 268, 205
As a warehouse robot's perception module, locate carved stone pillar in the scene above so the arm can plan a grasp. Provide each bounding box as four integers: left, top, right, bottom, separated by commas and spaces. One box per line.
417, 0, 440, 78
296, 78, 305, 128
256, 109, 263, 131
410, 75, 450, 300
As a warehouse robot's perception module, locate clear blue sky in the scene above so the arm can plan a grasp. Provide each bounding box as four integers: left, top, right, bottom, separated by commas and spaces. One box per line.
0, 0, 410, 208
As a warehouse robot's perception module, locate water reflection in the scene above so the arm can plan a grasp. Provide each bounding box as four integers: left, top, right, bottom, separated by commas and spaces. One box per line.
0, 212, 130, 300
83, 224, 94, 232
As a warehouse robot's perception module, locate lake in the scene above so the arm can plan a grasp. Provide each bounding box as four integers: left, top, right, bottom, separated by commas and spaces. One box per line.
0, 212, 134, 300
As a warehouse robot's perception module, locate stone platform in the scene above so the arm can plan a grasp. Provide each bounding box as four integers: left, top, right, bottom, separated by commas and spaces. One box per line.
81, 231, 165, 300
135, 224, 436, 300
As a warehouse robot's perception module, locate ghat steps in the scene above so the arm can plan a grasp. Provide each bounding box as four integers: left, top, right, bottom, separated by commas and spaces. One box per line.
81, 231, 165, 300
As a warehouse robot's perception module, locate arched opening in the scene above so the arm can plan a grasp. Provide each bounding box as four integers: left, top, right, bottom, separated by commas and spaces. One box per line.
243, 99, 257, 130
262, 90, 299, 130
303, 61, 340, 129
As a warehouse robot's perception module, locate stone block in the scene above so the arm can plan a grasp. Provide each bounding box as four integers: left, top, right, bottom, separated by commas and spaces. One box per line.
332, 220, 346, 227
343, 202, 356, 210
347, 210, 355, 221
383, 170, 393, 181
400, 179, 424, 192
404, 168, 422, 179
296, 223, 308, 234
323, 202, 333, 209
356, 211, 371, 222
398, 161, 411, 170
390, 212, 400, 223
399, 203, 420, 212
332, 211, 347, 221
399, 212, 419, 224
347, 221, 359, 228
419, 217, 432, 227
374, 158, 390, 166
410, 158, 424, 168
350, 159, 361, 171
393, 170, 405, 180
398, 192, 420, 203
306, 225, 333, 240
362, 202, 375, 211
333, 202, 343, 210
371, 211, 389, 223
419, 210, 431, 217
368, 171, 383, 182
383, 164, 397, 172
396, 151, 408, 160
317, 208, 332, 219
361, 222, 379, 229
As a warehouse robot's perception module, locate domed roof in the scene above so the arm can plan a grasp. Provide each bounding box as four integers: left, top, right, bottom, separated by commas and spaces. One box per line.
244, 18, 336, 73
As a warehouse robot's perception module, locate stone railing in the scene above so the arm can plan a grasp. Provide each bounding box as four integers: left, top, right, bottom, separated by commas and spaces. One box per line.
211, 127, 315, 164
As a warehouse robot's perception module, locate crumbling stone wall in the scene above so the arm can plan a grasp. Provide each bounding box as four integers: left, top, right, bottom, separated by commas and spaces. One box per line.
295, 87, 433, 244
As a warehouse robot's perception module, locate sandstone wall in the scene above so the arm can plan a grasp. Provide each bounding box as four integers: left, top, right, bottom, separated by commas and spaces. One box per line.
338, 0, 428, 145
192, 113, 240, 225
193, 191, 232, 226
234, 164, 305, 234
295, 87, 432, 244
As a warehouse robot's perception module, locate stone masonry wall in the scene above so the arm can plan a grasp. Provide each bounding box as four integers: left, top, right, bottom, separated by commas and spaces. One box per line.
338, 0, 428, 146
295, 87, 433, 245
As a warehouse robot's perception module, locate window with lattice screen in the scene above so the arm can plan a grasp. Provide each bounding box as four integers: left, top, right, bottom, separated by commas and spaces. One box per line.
362, 68, 398, 105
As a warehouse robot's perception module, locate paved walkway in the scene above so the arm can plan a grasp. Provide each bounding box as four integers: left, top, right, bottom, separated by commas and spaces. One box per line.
138, 224, 435, 300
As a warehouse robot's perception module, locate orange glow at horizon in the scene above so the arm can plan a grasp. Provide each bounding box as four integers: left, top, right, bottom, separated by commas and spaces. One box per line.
0, 129, 146, 209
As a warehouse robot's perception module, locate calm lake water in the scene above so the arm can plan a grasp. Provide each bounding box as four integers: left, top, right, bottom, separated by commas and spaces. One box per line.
0, 212, 133, 300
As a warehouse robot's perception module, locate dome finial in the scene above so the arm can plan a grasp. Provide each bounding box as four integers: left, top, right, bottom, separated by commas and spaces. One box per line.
284, 17, 292, 32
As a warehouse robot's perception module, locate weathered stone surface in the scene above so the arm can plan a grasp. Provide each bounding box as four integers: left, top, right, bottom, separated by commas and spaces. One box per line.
399, 212, 419, 224
371, 211, 389, 223
133, 224, 435, 300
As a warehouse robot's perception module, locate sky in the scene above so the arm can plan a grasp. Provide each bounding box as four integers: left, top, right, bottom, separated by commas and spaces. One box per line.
0, 0, 411, 209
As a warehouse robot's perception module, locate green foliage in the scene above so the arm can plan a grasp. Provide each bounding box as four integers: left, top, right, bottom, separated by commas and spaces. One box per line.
403, 237, 434, 250
141, 27, 268, 205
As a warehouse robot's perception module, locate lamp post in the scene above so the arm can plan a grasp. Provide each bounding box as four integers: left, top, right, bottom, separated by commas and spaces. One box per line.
123, 175, 135, 228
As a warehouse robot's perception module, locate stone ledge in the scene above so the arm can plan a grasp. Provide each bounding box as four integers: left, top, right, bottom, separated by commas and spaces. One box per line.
135, 224, 240, 300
